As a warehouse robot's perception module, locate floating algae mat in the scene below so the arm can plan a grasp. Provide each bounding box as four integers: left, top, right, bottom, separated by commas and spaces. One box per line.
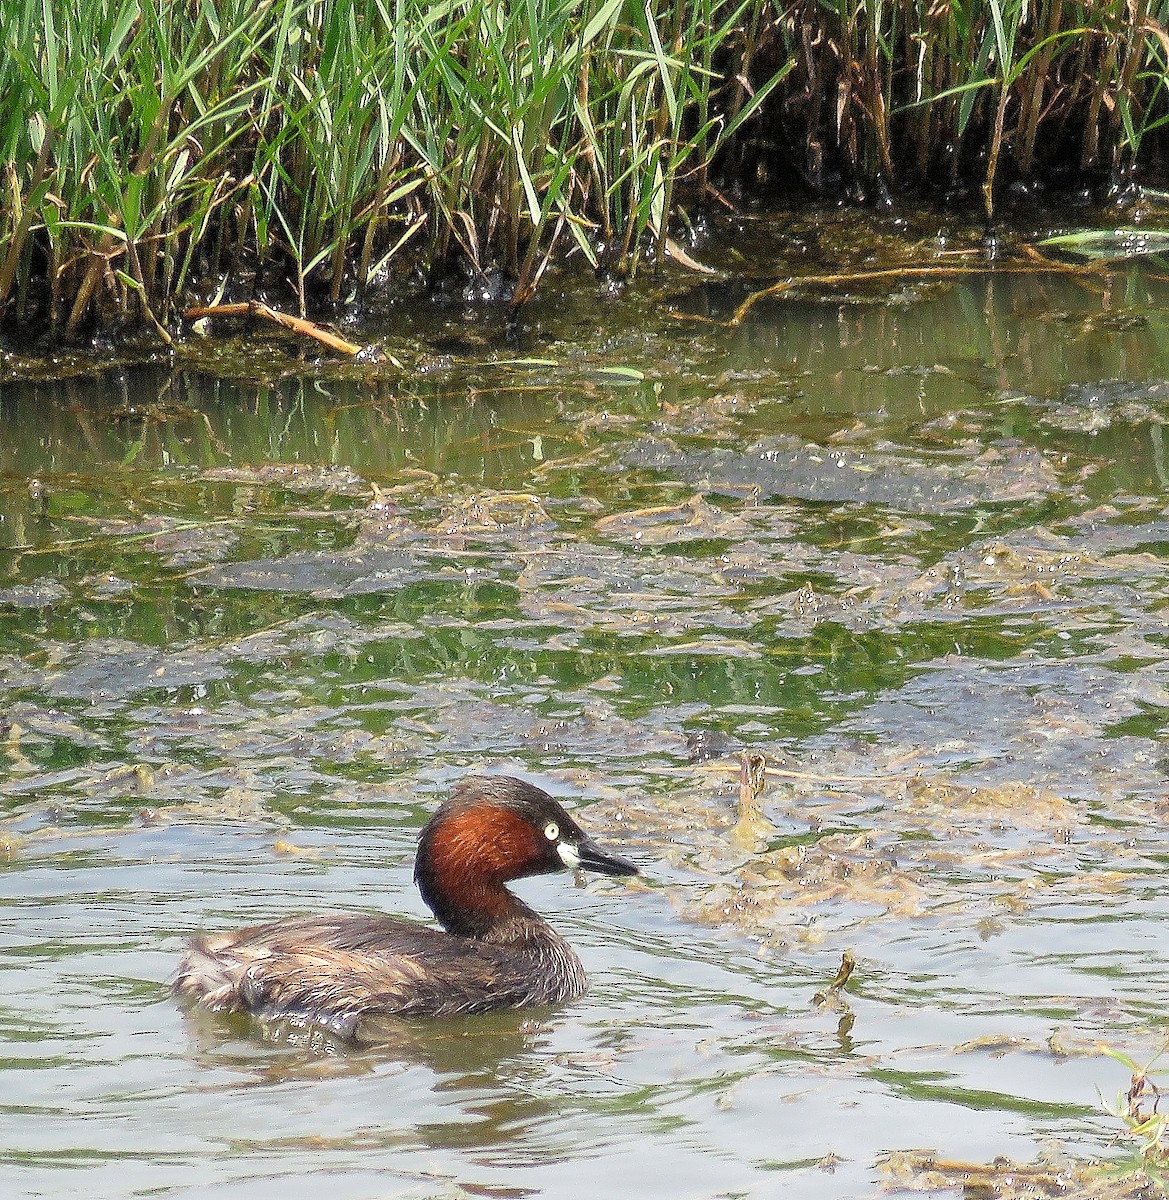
3, 228, 1169, 1198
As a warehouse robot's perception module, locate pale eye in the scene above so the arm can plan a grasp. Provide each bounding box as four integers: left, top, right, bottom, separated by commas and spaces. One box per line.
544, 822, 559, 842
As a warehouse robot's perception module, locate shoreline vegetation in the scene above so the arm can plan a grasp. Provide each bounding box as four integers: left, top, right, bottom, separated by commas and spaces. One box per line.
2, 0, 1168, 345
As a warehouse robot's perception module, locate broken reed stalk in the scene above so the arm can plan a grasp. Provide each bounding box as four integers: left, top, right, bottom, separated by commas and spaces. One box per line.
182, 301, 362, 355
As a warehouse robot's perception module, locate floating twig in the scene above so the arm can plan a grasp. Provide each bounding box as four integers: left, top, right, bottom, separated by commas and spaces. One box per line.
183, 300, 362, 356
674, 256, 1104, 331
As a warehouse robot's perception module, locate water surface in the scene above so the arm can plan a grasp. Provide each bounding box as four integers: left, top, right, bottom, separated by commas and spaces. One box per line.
3, 217, 1169, 1198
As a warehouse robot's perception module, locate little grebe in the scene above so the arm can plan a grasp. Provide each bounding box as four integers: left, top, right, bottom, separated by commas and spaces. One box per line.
173, 775, 638, 1037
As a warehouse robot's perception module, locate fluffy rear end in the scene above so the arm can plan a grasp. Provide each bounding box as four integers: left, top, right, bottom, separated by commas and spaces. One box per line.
172, 934, 250, 1012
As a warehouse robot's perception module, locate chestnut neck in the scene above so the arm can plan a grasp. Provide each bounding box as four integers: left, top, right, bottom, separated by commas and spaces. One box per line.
421, 873, 551, 942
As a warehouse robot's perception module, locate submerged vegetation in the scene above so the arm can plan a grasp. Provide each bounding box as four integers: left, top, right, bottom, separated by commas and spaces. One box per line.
2, 0, 1169, 339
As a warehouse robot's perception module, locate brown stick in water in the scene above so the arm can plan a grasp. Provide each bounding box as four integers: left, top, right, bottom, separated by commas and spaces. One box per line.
182, 300, 361, 356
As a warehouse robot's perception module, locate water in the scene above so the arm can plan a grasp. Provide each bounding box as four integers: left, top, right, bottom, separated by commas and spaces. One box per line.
3, 221, 1169, 1198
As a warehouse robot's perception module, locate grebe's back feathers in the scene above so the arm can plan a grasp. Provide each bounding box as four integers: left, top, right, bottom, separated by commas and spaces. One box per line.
174, 911, 587, 1035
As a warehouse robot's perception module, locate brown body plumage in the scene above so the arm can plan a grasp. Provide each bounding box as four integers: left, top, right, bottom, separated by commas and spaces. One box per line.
173, 776, 639, 1039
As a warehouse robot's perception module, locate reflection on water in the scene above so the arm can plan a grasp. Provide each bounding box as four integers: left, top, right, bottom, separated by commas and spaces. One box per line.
180, 994, 563, 1089
3, 237, 1169, 1198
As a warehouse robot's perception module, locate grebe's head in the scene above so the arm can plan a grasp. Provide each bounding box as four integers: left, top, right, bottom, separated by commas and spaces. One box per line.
415, 776, 638, 935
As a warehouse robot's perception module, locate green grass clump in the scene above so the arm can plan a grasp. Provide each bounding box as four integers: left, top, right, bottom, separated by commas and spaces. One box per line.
0, 0, 782, 337
2, 0, 1169, 341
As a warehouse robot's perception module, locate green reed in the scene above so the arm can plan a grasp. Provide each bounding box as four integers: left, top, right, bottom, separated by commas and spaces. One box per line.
2, 0, 1168, 339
